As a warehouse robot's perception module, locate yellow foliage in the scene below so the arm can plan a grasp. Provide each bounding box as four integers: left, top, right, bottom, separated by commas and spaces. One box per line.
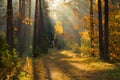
79, 32, 83, 36
25, 17, 30, 20
115, 14, 120, 19
55, 21, 63, 34
73, 25, 80, 29
95, 0, 104, 6
72, 10, 77, 17
19, 57, 33, 80
17, 12, 22, 19
82, 31, 90, 41
22, 17, 33, 25
14, 27, 18, 31
109, 8, 120, 60
29, 22, 33, 25
22, 20, 25, 24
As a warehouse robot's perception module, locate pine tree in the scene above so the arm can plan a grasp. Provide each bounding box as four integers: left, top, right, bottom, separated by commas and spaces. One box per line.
104, 0, 109, 60
90, 0, 95, 57
6, 0, 14, 48
98, 0, 104, 59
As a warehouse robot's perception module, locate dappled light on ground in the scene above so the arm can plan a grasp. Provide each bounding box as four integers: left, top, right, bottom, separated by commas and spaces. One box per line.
32, 49, 120, 80
17, 56, 34, 80
0, 0, 120, 79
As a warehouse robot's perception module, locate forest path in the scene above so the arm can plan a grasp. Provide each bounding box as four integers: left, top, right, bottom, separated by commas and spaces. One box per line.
33, 48, 119, 80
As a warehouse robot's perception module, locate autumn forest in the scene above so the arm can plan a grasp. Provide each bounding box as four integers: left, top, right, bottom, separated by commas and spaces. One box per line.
0, 0, 120, 80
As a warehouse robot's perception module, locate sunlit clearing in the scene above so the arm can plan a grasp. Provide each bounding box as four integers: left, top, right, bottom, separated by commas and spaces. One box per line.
59, 50, 115, 71
33, 49, 119, 80
18, 57, 34, 80
47, 0, 90, 51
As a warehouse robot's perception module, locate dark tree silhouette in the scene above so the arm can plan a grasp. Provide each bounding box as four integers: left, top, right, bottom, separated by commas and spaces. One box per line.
33, 0, 48, 57
6, 0, 14, 48
90, 0, 95, 57
104, 0, 109, 60
98, 0, 104, 59
17, 0, 26, 57
33, 0, 39, 57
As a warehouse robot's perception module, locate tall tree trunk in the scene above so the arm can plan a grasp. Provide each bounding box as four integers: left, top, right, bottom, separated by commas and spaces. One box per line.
39, 0, 45, 48
98, 0, 104, 59
33, 0, 40, 57
39, 0, 48, 53
104, 0, 109, 60
29, 0, 31, 18
18, 0, 25, 57
17, 0, 22, 56
33, 0, 48, 57
25, 0, 31, 52
6, 0, 14, 48
90, 0, 95, 57
28, 0, 31, 48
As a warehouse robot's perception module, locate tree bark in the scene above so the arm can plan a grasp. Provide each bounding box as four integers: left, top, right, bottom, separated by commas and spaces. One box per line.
90, 0, 95, 57
33, 0, 48, 57
33, 0, 40, 57
39, 0, 45, 48
98, 0, 104, 59
6, 0, 14, 48
18, 0, 26, 57
104, 0, 109, 60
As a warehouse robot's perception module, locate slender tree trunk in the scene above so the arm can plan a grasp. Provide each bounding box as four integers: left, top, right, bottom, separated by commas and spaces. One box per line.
18, 0, 25, 57
39, 0, 44, 48
39, 0, 48, 53
90, 0, 95, 57
29, 0, 31, 18
22, 0, 25, 18
104, 0, 109, 60
33, 0, 48, 57
17, 0, 22, 56
28, 0, 31, 48
33, 0, 40, 57
7, 0, 14, 48
98, 0, 104, 59
21, 0, 26, 52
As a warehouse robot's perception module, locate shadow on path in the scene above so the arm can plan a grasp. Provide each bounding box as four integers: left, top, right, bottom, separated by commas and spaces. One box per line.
33, 49, 120, 80
42, 57, 52, 80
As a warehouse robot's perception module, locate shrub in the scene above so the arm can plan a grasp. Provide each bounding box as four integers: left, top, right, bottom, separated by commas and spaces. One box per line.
71, 43, 80, 53
0, 32, 19, 79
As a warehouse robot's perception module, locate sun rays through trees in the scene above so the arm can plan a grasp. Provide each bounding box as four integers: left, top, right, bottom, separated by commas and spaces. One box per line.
0, 0, 120, 79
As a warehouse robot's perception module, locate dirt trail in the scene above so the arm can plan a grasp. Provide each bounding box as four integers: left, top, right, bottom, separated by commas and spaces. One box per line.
33, 49, 118, 80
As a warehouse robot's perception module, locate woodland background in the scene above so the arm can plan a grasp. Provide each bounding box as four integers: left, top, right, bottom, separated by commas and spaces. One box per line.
0, 0, 120, 79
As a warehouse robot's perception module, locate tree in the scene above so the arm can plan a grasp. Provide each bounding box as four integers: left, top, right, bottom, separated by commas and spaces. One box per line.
39, 0, 45, 49
29, 0, 31, 18
33, 0, 48, 57
17, 0, 26, 57
98, 0, 104, 59
6, 0, 14, 48
38, 0, 48, 53
26, 0, 32, 51
104, 0, 109, 60
33, 0, 39, 57
89, 0, 95, 57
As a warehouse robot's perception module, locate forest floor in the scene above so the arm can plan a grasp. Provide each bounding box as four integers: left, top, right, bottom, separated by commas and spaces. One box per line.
18, 48, 120, 80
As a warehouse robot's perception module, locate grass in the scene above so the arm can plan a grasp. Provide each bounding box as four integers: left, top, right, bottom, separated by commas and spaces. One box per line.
16, 48, 120, 80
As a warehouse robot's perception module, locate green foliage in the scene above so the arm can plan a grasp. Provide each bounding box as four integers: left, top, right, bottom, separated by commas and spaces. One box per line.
18, 71, 27, 78
33, 47, 41, 57
109, 7, 120, 61
71, 43, 80, 53
34, 40, 48, 57
0, 32, 19, 79
41, 36, 48, 53
79, 31, 91, 55
55, 35, 65, 50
